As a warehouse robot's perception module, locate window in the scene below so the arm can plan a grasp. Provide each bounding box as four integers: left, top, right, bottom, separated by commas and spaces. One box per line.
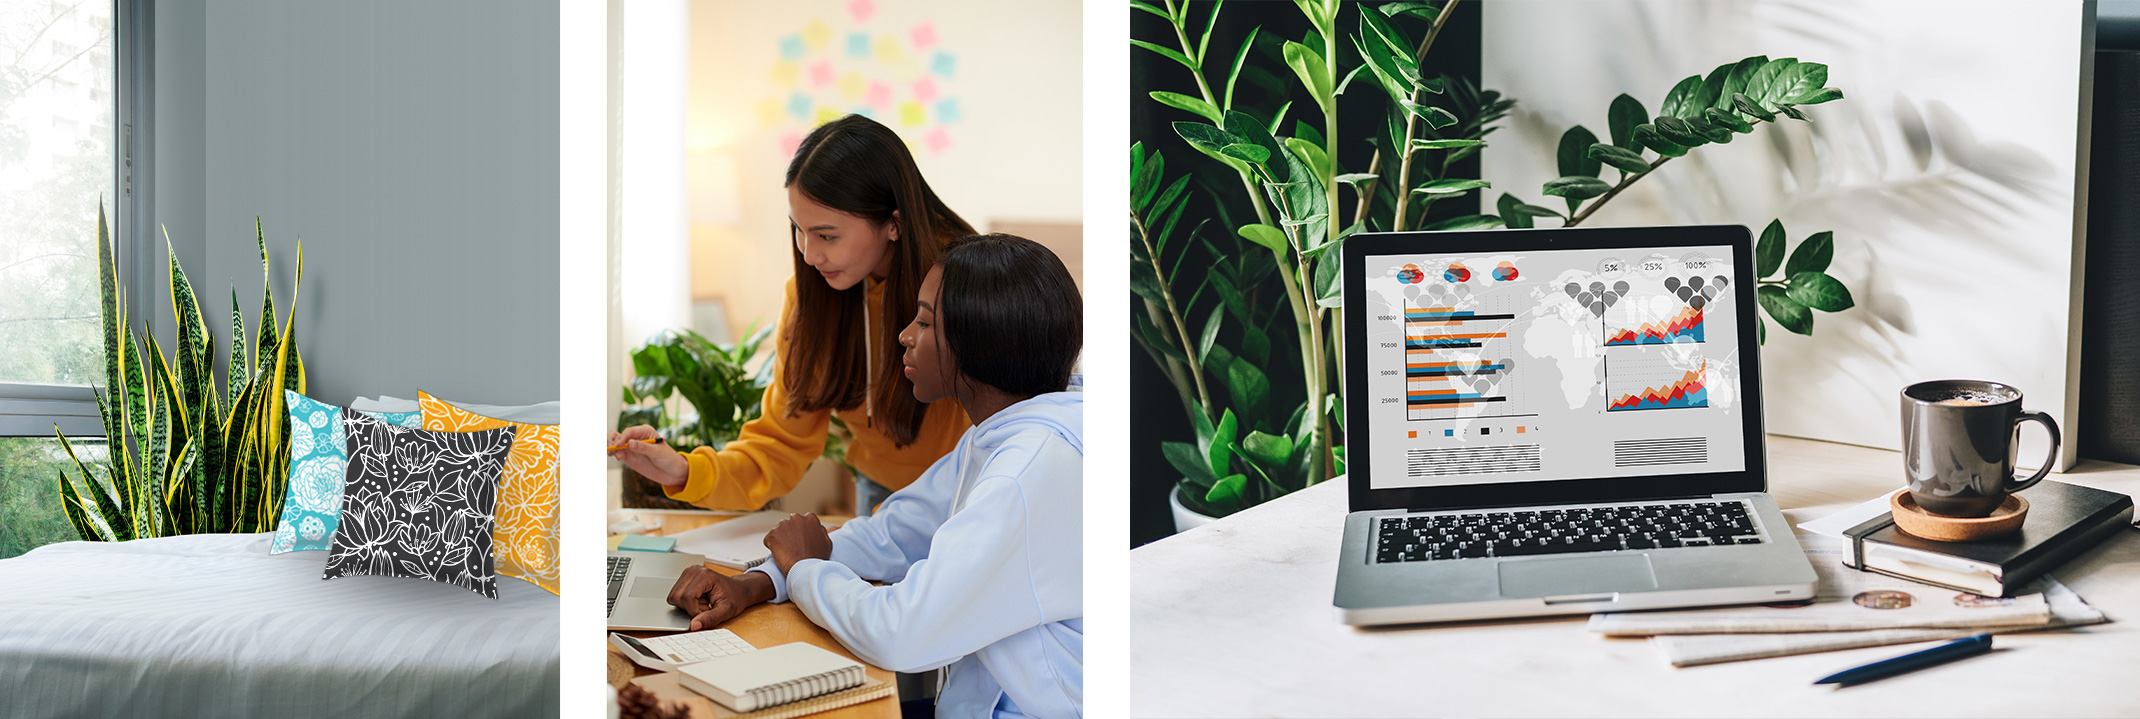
1, 0, 118, 558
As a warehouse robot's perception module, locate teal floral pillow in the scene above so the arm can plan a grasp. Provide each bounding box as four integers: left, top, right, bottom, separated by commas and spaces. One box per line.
269, 391, 422, 553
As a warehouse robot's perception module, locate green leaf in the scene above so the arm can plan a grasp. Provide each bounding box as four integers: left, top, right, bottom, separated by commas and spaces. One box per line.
1633, 125, 1689, 157
1718, 56, 1767, 112
1404, 102, 1459, 129
1220, 142, 1271, 164
1758, 316, 1767, 345
1410, 138, 1483, 151
1758, 284, 1813, 335
1129, 1, 1170, 20
1282, 40, 1336, 115
1732, 93, 1775, 122
1588, 143, 1651, 175
1652, 116, 1708, 148
1786, 230, 1834, 275
1353, 12, 1417, 105
1205, 474, 1248, 507
1130, 39, 1193, 70
1283, 136, 1331, 180
1207, 408, 1240, 478
1608, 93, 1647, 150
1786, 271, 1855, 312
1222, 26, 1261, 111
1693, 64, 1732, 115
1778, 104, 1807, 121
1704, 107, 1753, 134
1379, 2, 1445, 20
1238, 224, 1288, 252
1221, 110, 1291, 183
1657, 75, 1703, 119
1173, 121, 1252, 173
1197, 304, 1224, 363
1684, 115, 1734, 144
1541, 176, 1611, 201
1557, 125, 1602, 179
1163, 441, 1218, 485
1756, 219, 1786, 278
1745, 57, 1796, 108
1775, 62, 1830, 105
1412, 178, 1490, 196
1423, 214, 1504, 231
1314, 250, 1343, 307
1150, 91, 1223, 123
1335, 172, 1380, 187
1240, 431, 1296, 467
1497, 193, 1533, 229
1793, 87, 1844, 106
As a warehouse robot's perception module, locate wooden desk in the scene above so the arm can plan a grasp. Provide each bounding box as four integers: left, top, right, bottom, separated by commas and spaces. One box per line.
609, 514, 898, 719
1130, 436, 2140, 717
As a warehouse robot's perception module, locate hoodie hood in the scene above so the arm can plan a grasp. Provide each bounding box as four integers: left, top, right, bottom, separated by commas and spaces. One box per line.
969, 374, 1083, 456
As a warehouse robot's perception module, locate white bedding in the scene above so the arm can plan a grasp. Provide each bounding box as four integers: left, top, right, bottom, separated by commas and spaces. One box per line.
0, 533, 558, 718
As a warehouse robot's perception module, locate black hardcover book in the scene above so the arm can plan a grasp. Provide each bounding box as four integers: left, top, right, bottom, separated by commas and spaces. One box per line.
1842, 480, 2134, 597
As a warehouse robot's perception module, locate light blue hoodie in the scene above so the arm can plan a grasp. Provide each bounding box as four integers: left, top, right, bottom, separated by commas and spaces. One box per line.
750, 378, 1083, 719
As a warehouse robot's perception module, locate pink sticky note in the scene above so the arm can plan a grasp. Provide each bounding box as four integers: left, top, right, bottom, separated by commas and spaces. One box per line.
778, 131, 804, 159
925, 126, 952, 154
848, 0, 875, 23
910, 22, 937, 49
809, 61, 836, 89
910, 76, 938, 103
865, 81, 893, 109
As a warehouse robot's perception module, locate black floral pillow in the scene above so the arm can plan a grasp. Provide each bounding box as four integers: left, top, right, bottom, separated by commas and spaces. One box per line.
324, 411, 518, 598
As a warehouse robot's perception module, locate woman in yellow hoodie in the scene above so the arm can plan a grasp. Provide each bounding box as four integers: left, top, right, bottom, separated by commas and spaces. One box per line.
608, 114, 972, 514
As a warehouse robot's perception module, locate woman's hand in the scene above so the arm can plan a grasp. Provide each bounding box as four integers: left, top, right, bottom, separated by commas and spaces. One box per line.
665, 565, 775, 631
764, 512, 834, 575
609, 425, 689, 489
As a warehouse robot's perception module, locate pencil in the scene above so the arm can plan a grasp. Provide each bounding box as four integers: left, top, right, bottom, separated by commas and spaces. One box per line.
606, 438, 661, 452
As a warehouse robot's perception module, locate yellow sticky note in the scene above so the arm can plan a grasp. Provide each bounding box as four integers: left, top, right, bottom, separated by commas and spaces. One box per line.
769, 60, 799, 88
816, 106, 844, 125
899, 101, 926, 127
756, 98, 783, 127
875, 35, 906, 65
839, 71, 866, 101
802, 19, 833, 51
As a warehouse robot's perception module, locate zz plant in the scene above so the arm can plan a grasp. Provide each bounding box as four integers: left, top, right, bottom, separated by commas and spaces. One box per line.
55, 207, 307, 541
1133, 0, 1857, 520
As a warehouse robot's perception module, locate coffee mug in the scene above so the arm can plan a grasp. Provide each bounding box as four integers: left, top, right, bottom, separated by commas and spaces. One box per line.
1900, 380, 2061, 517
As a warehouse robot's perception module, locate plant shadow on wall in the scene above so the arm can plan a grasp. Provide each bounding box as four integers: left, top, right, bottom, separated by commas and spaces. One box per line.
1130, 0, 1852, 536
53, 207, 307, 541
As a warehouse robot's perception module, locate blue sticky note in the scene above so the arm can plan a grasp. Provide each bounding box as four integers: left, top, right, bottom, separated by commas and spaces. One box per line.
1444, 429, 1454, 437
617, 534, 677, 552
787, 92, 812, 119
935, 98, 961, 124
846, 33, 871, 58
931, 51, 955, 77
780, 35, 806, 61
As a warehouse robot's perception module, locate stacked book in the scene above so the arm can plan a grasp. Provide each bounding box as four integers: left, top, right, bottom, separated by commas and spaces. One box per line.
1589, 481, 2131, 666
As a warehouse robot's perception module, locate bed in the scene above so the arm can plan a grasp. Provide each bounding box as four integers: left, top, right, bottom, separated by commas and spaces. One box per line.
0, 533, 559, 718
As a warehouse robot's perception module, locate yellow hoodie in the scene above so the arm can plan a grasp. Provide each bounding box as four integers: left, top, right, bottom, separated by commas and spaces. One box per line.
665, 278, 969, 510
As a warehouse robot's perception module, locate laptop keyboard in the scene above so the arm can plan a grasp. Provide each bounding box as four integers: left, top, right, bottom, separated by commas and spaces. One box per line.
606, 555, 631, 615
1373, 500, 1763, 564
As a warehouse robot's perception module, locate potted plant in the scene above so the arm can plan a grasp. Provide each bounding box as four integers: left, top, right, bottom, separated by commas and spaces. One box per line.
615, 323, 852, 510
54, 207, 309, 540
1132, 0, 1855, 529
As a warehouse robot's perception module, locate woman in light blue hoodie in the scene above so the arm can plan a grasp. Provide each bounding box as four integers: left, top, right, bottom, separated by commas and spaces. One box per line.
667, 234, 1082, 719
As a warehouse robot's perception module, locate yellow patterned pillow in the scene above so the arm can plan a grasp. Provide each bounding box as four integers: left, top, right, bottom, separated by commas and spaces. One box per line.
419, 391, 560, 595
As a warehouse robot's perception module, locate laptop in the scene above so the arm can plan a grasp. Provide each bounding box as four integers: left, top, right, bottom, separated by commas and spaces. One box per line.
1333, 224, 1817, 626
607, 549, 710, 631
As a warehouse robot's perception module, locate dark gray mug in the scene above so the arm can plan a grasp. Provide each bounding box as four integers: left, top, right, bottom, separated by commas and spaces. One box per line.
1900, 380, 2061, 517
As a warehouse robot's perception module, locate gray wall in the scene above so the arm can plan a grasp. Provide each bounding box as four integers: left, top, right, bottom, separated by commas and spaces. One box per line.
152, 0, 559, 407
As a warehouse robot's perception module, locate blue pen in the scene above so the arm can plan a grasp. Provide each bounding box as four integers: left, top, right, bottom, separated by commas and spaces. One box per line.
1814, 634, 1993, 686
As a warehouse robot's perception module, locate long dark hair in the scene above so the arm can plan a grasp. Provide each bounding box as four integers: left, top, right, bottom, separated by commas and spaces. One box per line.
935, 234, 1082, 398
783, 114, 975, 445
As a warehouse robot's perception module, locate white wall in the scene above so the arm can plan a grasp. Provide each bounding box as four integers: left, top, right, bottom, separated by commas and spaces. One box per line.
1481, 0, 2092, 469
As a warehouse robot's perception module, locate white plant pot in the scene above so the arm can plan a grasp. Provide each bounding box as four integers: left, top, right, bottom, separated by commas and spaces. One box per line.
1170, 485, 1220, 534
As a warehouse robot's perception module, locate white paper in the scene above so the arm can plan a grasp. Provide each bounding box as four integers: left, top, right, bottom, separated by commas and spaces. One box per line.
1650, 576, 2103, 667
1795, 489, 1904, 539
665, 512, 831, 570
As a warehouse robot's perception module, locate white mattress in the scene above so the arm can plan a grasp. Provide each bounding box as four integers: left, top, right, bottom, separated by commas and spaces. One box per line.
0, 533, 558, 718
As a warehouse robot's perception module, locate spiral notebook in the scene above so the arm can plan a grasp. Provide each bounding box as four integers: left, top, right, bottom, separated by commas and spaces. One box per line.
676, 642, 868, 713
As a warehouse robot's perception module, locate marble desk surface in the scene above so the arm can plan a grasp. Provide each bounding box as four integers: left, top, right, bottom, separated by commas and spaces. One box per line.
1130, 435, 2140, 718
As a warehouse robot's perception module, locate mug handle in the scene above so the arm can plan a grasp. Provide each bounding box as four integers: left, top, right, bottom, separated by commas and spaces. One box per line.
2010, 410, 2061, 493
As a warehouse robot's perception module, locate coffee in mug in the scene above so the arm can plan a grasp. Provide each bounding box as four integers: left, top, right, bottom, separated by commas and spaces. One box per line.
1900, 380, 2061, 518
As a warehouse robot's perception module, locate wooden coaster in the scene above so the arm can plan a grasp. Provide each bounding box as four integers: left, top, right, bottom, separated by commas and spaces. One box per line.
608, 649, 637, 689
1891, 492, 2028, 541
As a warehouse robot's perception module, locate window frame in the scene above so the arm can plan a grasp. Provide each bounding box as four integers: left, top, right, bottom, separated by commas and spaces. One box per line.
0, 0, 146, 441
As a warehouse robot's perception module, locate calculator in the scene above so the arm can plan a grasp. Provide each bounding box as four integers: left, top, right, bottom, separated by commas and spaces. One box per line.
609, 628, 759, 672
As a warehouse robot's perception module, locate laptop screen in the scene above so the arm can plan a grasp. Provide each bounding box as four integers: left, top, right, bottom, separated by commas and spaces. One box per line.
1357, 244, 1749, 491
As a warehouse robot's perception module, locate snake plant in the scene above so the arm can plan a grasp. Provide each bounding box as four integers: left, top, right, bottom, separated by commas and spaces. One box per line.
55, 205, 307, 541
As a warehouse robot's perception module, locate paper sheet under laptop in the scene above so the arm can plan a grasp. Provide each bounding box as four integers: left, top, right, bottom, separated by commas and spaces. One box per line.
665, 512, 834, 570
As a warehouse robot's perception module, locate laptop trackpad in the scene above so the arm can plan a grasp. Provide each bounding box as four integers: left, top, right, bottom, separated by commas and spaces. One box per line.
629, 577, 679, 599
1497, 554, 1658, 598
